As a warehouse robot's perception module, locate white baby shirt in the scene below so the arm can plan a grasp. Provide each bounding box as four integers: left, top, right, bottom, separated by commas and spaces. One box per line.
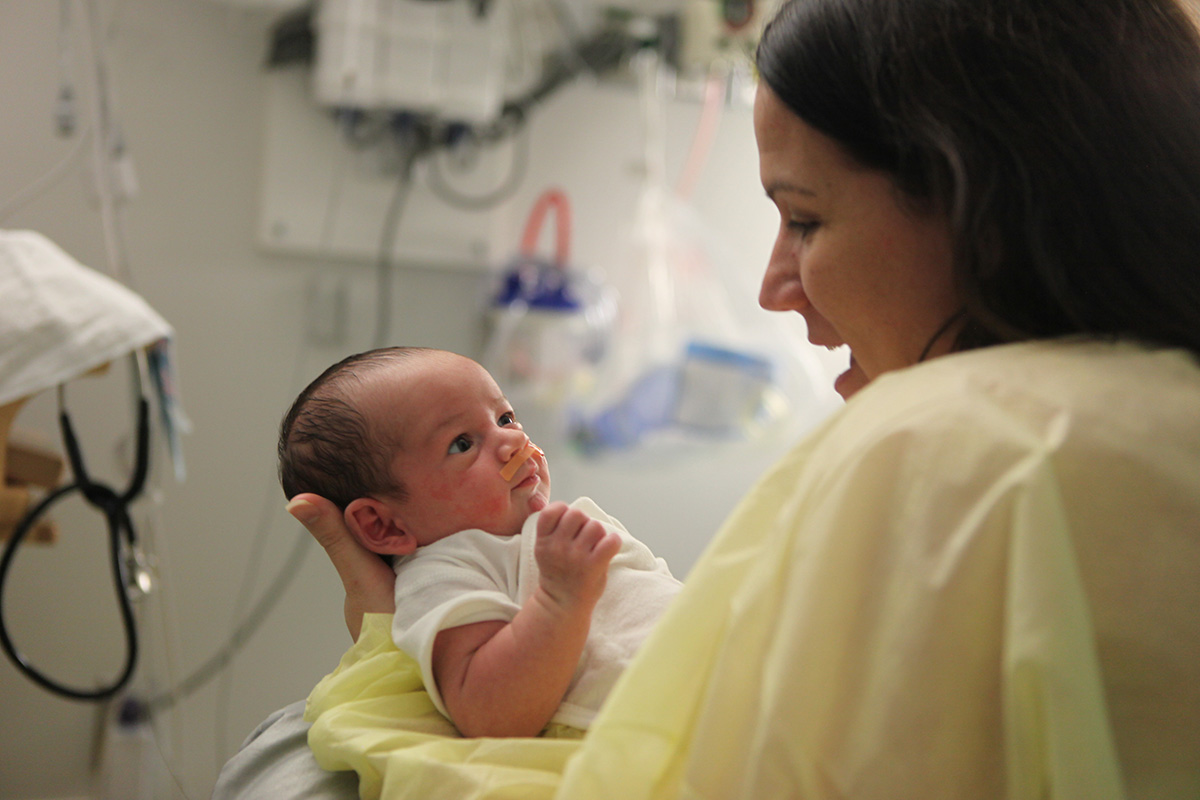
390, 496, 681, 731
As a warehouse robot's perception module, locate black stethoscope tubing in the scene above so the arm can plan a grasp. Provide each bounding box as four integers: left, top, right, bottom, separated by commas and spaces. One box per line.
0, 378, 150, 701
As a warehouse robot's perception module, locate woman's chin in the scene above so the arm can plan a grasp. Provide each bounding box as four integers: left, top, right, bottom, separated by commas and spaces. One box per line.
834, 356, 870, 400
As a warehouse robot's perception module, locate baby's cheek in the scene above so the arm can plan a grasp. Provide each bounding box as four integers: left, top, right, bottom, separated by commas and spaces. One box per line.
461, 495, 506, 519
427, 486, 455, 503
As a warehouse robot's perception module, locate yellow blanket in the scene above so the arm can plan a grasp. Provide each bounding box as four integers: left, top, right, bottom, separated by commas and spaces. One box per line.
305, 615, 582, 800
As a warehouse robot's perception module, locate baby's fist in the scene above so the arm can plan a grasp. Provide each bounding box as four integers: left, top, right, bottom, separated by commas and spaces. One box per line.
534, 503, 621, 607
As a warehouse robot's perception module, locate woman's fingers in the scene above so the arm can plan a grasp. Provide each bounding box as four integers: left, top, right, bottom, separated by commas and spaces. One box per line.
287, 492, 396, 640
286, 493, 342, 547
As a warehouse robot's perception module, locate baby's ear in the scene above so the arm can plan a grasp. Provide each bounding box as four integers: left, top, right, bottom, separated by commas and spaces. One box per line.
344, 498, 418, 556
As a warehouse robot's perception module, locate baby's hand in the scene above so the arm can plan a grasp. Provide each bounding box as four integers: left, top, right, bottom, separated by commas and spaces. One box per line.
534, 502, 622, 612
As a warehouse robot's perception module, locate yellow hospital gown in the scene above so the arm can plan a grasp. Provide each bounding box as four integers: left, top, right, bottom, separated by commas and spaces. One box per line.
307, 340, 1200, 799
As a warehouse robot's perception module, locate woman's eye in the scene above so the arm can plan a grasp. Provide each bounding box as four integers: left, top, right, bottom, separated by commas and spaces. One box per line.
788, 219, 819, 237
448, 435, 472, 455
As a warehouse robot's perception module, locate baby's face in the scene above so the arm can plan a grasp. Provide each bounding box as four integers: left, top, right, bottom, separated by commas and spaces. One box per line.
360, 352, 551, 545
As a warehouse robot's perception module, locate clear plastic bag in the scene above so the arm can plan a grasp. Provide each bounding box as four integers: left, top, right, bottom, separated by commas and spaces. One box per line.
566, 54, 834, 457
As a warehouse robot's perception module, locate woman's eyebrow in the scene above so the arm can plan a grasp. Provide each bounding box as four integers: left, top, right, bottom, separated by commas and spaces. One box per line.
764, 181, 818, 201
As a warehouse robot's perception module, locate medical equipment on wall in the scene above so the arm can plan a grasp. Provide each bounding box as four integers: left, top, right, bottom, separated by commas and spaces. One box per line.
301, 0, 643, 138
258, 0, 644, 282
313, 0, 516, 124
568, 50, 828, 455
0, 229, 180, 701
482, 188, 615, 418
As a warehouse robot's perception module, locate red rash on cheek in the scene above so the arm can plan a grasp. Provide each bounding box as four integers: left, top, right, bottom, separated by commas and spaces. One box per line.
427, 486, 454, 502
449, 496, 507, 520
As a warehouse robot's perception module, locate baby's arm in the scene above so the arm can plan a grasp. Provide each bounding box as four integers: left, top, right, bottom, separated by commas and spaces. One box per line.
431, 502, 622, 737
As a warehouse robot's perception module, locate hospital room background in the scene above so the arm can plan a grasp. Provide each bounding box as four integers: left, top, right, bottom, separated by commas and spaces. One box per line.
0, 1, 846, 797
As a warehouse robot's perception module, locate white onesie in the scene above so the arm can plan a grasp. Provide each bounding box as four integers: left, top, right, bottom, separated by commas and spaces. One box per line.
391, 496, 682, 731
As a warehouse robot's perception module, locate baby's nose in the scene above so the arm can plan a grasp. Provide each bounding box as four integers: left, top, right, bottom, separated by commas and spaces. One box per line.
499, 434, 539, 481
498, 431, 530, 462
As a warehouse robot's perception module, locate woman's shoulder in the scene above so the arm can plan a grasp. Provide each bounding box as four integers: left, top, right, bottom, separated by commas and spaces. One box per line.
855, 339, 1192, 422
800, 339, 1200, 474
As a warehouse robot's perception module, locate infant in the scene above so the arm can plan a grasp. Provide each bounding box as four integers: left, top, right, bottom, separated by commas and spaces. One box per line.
278, 346, 681, 737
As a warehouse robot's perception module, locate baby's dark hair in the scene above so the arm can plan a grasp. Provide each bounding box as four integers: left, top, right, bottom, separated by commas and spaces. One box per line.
278, 346, 433, 509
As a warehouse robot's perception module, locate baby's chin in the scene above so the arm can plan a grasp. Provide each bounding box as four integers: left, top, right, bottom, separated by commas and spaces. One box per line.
528, 492, 550, 514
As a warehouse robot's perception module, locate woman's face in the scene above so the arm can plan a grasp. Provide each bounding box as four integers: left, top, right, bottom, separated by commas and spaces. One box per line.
754, 84, 960, 399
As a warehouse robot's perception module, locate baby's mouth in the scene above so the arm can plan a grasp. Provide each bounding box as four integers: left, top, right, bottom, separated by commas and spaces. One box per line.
500, 440, 543, 481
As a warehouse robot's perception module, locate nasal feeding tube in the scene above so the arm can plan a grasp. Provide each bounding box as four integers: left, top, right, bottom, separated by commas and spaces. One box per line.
500, 437, 543, 481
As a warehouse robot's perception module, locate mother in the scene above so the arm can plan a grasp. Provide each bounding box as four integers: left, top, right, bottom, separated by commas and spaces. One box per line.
217, 0, 1200, 796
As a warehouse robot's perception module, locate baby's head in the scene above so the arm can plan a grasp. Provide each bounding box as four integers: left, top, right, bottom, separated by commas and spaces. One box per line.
279, 347, 550, 557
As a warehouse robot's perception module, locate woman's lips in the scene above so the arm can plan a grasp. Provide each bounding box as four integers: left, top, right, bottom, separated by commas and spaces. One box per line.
804, 320, 869, 399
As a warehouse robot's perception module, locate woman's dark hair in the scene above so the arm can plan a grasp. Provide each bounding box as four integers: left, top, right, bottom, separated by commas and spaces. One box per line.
278, 346, 432, 509
757, 0, 1200, 357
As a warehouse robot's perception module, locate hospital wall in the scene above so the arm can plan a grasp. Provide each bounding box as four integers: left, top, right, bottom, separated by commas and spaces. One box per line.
0, 2, 839, 798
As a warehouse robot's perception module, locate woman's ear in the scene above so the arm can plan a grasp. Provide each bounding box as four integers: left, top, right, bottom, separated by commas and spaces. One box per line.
343, 498, 418, 556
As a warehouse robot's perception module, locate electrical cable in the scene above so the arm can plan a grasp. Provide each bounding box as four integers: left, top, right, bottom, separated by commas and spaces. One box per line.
56, 0, 77, 135
211, 330, 325, 759
213, 484, 288, 760
508, 0, 536, 90
426, 123, 531, 211
0, 123, 92, 224
542, 0, 583, 52
420, 20, 633, 214
0, 0, 92, 223
366, 19, 636, 351
372, 173, 413, 349
144, 326, 323, 729
137, 483, 190, 787
319, 116, 356, 250
82, 0, 130, 285
338, 110, 393, 150
500, 26, 632, 114
145, 527, 311, 715
372, 129, 426, 349
147, 718, 195, 800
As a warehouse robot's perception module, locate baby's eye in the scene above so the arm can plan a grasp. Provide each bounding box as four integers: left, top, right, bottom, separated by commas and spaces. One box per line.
498, 412, 517, 427
448, 435, 472, 455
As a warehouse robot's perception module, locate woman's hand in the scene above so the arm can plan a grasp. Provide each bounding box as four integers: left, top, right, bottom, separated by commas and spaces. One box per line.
287, 493, 396, 641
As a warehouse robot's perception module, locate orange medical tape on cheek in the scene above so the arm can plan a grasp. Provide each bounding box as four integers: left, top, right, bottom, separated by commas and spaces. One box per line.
499, 440, 543, 481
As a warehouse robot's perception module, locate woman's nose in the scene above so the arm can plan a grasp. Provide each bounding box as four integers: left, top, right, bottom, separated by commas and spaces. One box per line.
759, 243, 808, 312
